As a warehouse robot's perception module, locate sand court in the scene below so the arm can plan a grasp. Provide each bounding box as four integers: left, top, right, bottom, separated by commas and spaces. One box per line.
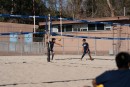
0, 55, 116, 87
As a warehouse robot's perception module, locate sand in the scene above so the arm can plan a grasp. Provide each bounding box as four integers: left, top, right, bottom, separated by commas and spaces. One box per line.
0, 55, 116, 87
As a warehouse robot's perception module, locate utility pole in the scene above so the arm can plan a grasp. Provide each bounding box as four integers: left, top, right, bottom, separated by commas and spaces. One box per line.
47, 14, 51, 62
59, 0, 62, 17
59, 0, 62, 35
59, 0, 64, 54
11, 0, 14, 14
124, 7, 126, 16
92, 0, 94, 17
33, 0, 36, 33
69, 0, 74, 19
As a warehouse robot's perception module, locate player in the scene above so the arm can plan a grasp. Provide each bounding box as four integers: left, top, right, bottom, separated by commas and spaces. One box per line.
49, 38, 62, 60
92, 52, 130, 87
81, 39, 93, 61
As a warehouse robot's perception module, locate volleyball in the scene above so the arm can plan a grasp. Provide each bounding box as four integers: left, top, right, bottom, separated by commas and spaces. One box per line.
58, 38, 61, 41
97, 84, 104, 87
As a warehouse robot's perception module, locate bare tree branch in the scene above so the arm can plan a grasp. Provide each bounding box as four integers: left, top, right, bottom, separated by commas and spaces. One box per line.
106, 0, 115, 17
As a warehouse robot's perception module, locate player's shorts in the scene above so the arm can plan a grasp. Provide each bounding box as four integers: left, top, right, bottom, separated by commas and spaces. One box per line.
50, 49, 53, 52
50, 48, 54, 53
84, 49, 90, 54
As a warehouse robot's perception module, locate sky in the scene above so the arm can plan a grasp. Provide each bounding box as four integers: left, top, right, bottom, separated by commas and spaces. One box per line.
42, 0, 67, 11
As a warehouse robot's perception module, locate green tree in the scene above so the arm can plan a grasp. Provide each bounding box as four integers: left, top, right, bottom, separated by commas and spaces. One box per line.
0, 0, 49, 23
0, 0, 12, 14
0, 0, 48, 15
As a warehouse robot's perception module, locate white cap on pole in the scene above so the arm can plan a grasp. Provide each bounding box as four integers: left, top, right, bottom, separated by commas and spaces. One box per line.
124, 7, 126, 16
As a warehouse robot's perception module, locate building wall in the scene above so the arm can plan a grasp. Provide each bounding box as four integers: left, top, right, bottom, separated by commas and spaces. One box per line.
52, 23, 112, 32
0, 22, 38, 42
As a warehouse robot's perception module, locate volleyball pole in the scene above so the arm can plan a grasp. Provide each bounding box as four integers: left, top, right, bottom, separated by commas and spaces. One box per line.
33, 16, 36, 33
60, 17, 62, 36
47, 14, 51, 62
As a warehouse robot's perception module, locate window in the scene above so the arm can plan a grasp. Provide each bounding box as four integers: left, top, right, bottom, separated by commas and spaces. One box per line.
88, 24, 95, 30
73, 25, 81, 32
78, 28, 81, 31
81, 29, 87, 31
105, 24, 111, 30
58, 26, 65, 32
52, 26, 58, 32
52, 28, 58, 32
97, 24, 104, 30
58, 25, 72, 32
73, 28, 78, 32
66, 25, 72, 32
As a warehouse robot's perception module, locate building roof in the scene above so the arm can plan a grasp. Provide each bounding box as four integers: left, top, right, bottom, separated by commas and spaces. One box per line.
84, 16, 130, 22
39, 20, 81, 26
39, 16, 130, 26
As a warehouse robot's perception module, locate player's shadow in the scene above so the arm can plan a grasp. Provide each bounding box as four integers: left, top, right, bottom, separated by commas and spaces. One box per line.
42, 78, 93, 83
55, 58, 80, 60
55, 58, 114, 61
0, 78, 93, 87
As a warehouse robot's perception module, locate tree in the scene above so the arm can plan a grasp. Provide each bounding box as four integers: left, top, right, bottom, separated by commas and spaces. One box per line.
107, 0, 115, 17
0, 0, 12, 14
1, 0, 130, 19
0, 0, 49, 23
0, 0, 48, 15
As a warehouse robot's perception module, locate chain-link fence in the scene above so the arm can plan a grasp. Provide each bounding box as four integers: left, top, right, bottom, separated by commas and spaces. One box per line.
0, 41, 46, 56
0, 36, 129, 56
53, 36, 130, 56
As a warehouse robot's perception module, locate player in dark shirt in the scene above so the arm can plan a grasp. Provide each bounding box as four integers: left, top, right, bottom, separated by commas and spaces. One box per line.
81, 39, 93, 60
92, 52, 130, 87
49, 38, 62, 60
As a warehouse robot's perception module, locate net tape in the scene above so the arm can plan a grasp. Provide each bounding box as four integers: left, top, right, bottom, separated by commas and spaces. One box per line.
52, 32, 130, 40
0, 31, 130, 40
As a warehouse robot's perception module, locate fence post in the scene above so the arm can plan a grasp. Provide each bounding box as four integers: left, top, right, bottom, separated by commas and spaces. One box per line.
94, 37, 97, 56
15, 42, 16, 53
21, 42, 22, 56
78, 38, 80, 55
8, 42, 9, 53
62, 37, 64, 55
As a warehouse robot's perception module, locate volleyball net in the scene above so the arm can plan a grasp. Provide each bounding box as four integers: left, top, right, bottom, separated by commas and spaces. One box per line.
0, 14, 130, 56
